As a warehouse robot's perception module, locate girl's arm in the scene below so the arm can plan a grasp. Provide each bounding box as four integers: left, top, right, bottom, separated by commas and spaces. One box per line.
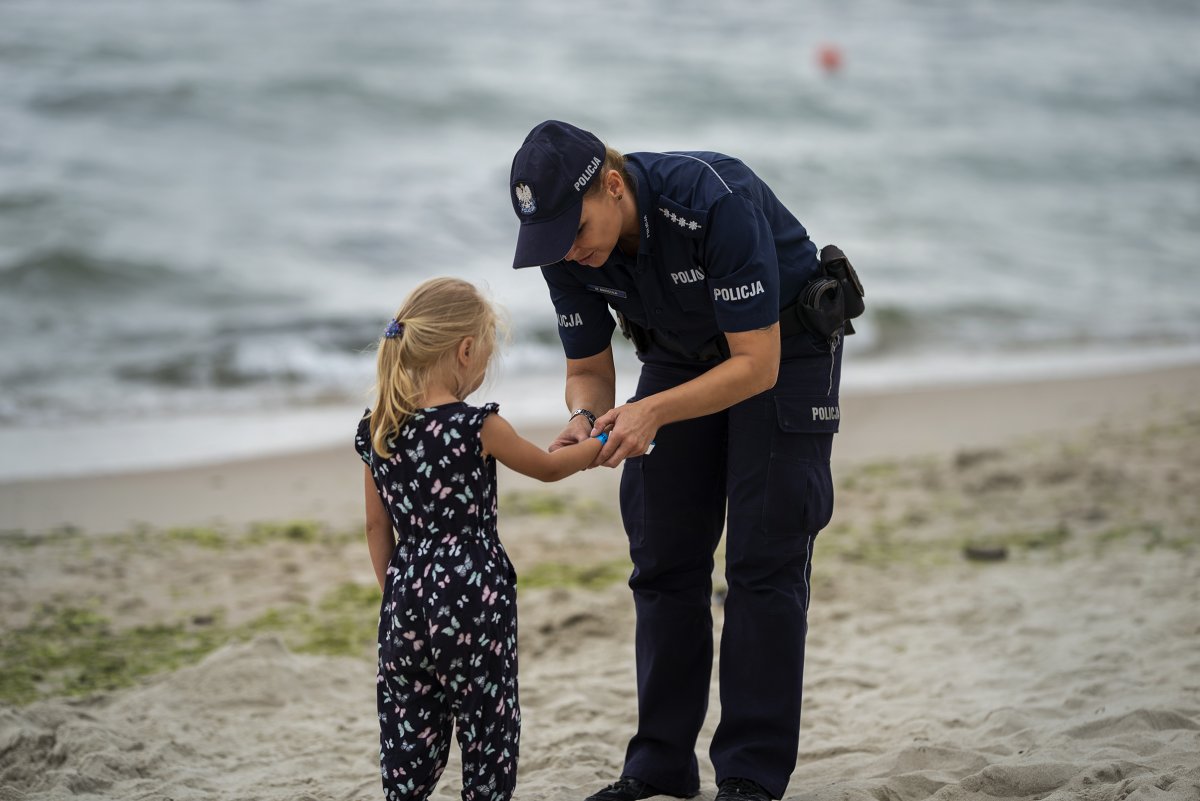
481, 413, 603, 482
363, 465, 395, 591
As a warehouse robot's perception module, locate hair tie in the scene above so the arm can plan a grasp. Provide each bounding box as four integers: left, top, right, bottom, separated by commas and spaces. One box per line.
384, 319, 405, 339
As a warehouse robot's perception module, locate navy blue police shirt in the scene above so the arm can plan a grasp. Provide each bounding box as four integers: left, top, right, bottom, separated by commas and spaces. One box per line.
539, 151, 821, 365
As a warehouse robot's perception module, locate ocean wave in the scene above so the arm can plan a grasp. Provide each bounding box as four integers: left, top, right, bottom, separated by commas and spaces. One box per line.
116, 345, 305, 389
211, 315, 384, 356
113, 323, 378, 391
28, 81, 206, 118
0, 248, 180, 297
0, 0, 1196, 432
0, 190, 54, 213
848, 305, 924, 358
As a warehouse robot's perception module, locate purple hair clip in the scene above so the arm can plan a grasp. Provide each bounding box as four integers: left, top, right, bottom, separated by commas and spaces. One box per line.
384, 319, 405, 339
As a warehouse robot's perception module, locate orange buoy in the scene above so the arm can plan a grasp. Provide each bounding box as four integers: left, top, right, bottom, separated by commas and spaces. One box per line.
817, 44, 843, 74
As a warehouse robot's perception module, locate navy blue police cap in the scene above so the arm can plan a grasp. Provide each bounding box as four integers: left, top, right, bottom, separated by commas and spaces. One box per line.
510, 120, 606, 269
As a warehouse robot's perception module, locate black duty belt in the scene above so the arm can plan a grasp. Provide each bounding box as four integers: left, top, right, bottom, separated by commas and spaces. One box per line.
618, 244, 865, 364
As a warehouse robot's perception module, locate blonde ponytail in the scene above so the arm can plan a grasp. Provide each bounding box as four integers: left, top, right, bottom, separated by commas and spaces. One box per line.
369, 277, 500, 458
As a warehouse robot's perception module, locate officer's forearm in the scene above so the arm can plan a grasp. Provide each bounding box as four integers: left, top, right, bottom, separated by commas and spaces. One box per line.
638, 357, 763, 425
641, 328, 779, 426
563, 346, 617, 416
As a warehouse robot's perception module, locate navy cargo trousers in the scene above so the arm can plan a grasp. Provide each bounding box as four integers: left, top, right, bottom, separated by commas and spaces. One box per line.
618, 347, 839, 800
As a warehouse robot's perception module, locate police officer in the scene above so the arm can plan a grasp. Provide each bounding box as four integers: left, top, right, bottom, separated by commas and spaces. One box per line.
508, 121, 854, 801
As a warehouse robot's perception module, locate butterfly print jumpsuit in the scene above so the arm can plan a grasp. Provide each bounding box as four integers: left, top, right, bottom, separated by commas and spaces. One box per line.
356, 402, 519, 801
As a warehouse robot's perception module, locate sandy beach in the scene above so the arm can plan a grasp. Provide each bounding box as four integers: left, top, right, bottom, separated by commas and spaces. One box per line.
2, 362, 1199, 801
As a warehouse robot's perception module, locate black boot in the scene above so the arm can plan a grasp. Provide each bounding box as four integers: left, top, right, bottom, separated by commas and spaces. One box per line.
715, 778, 771, 801
585, 776, 666, 801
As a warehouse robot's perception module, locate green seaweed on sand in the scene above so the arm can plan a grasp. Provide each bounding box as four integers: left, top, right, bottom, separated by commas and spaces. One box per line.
0, 581, 382, 706
242, 581, 380, 658
164, 526, 229, 548
500, 490, 607, 520
0, 605, 226, 706
156, 521, 356, 550
517, 558, 632, 590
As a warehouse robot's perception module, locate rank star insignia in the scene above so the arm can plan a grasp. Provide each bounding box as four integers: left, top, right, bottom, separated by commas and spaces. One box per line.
659, 206, 702, 231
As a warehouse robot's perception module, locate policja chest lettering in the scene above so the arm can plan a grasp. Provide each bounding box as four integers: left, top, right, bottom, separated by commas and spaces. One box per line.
670, 268, 705, 285
713, 280, 765, 302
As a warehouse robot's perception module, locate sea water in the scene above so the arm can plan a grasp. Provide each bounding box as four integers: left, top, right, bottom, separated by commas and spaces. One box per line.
1, 0, 1198, 478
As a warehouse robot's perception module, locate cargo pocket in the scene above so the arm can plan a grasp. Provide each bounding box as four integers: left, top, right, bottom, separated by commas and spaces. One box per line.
762, 395, 837, 538
774, 393, 841, 435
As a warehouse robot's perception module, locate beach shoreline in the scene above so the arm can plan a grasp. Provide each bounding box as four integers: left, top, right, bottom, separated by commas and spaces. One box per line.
1, 361, 1196, 536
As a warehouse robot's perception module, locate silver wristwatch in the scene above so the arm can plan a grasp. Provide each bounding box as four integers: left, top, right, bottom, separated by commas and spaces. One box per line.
569, 408, 597, 429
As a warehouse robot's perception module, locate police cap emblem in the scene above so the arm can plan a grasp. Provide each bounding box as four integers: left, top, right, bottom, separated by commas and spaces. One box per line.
514, 183, 537, 216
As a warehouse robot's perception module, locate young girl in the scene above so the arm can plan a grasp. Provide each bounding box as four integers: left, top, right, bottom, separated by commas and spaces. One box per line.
354, 277, 602, 801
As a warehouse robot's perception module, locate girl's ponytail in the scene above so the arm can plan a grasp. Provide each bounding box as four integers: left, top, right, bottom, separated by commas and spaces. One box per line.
370, 324, 421, 459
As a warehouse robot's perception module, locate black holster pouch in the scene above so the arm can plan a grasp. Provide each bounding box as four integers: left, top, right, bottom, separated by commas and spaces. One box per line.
797, 277, 845, 339
820, 244, 865, 323
786, 244, 866, 338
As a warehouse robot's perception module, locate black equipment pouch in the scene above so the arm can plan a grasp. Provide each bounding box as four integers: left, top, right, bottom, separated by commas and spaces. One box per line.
819, 244, 865, 322
784, 244, 866, 339
797, 277, 845, 339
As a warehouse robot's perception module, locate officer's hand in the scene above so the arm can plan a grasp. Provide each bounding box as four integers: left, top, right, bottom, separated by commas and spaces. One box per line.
591, 401, 659, 468
548, 415, 592, 453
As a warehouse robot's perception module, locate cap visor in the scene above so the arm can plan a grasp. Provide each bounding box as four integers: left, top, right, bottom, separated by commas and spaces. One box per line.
512, 201, 581, 269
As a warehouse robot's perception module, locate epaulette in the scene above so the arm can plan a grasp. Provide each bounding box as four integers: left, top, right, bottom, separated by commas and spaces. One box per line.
655, 195, 708, 240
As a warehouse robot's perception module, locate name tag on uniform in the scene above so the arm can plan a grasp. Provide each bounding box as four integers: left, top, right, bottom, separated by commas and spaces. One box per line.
587, 284, 627, 299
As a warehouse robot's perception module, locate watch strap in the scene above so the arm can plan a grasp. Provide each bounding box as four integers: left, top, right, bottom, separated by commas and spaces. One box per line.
569, 408, 597, 429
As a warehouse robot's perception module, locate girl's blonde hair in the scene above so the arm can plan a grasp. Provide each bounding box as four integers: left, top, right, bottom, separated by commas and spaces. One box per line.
369, 277, 500, 458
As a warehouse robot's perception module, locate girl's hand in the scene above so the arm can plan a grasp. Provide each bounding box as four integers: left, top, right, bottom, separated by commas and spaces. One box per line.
591, 400, 660, 468
548, 414, 593, 452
